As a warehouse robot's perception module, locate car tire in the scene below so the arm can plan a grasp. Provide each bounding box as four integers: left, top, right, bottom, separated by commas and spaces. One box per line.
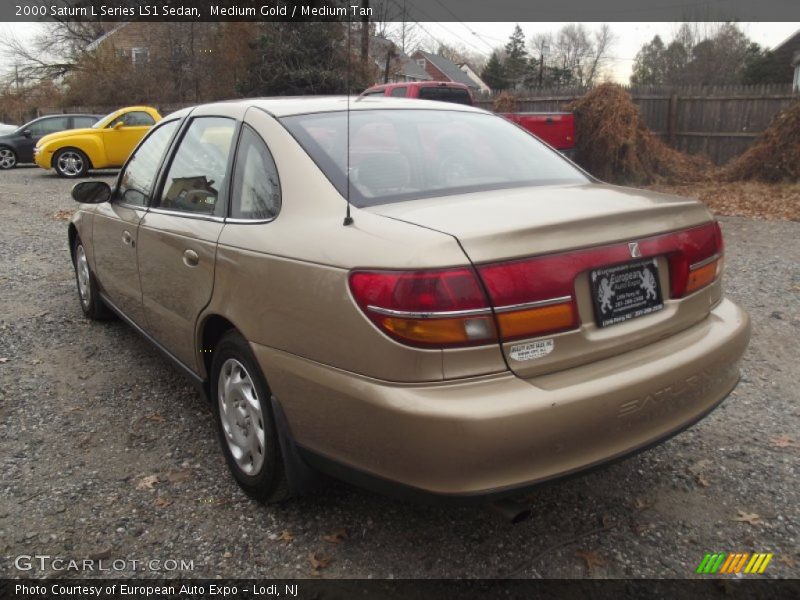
54, 148, 90, 178
72, 237, 112, 320
211, 331, 290, 503
0, 146, 17, 169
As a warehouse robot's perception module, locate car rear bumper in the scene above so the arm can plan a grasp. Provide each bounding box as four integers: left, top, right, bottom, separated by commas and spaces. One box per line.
253, 298, 750, 499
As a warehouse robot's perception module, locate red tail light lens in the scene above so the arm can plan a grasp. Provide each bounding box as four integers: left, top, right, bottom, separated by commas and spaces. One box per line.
477, 256, 579, 341
350, 222, 723, 348
348, 268, 497, 347
667, 221, 724, 297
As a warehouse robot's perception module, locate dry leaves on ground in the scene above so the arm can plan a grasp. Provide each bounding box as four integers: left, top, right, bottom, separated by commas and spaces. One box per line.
645, 182, 800, 221
632, 497, 653, 510
135, 474, 160, 491
146, 412, 165, 422
575, 550, 607, 572
53, 209, 74, 221
770, 434, 799, 449
733, 510, 763, 526
322, 529, 348, 544
163, 470, 192, 484
154, 496, 173, 509
308, 552, 333, 572
278, 530, 294, 544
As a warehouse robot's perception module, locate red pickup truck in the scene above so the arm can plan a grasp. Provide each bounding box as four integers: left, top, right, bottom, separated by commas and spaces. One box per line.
361, 82, 576, 158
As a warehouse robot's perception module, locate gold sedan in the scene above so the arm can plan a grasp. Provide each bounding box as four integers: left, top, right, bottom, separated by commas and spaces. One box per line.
67, 97, 750, 504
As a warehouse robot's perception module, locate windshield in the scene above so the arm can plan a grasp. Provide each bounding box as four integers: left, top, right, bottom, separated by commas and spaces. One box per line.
280, 109, 588, 207
92, 111, 119, 129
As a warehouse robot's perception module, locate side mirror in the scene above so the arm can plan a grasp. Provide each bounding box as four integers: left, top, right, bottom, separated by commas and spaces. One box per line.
22, 129, 32, 138
72, 181, 111, 204
113, 122, 124, 130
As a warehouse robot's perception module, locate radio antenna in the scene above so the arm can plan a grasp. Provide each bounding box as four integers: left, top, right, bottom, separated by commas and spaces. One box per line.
343, 16, 354, 226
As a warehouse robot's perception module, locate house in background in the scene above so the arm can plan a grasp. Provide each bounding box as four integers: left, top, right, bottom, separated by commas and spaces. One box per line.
772, 29, 800, 90
411, 50, 490, 93
369, 37, 432, 85
460, 63, 491, 93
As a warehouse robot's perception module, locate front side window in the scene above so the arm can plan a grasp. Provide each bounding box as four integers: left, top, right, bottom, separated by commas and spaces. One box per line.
156, 117, 236, 216
390, 87, 407, 97
29, 116, 70, 136
230, 125, 281, 220
281, 109, 588, 207
116, 120, 179, 206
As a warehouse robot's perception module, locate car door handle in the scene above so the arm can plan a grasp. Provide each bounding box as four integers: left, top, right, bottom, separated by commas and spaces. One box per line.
121, 230, 134, 247
182, 249, 199, 267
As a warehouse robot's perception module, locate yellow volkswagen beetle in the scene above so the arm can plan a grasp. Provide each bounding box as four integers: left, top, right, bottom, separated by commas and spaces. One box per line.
34, 106, 162, 178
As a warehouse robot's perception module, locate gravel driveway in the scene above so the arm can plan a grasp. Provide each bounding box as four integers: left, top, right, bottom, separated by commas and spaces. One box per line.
1, 166, 798, 579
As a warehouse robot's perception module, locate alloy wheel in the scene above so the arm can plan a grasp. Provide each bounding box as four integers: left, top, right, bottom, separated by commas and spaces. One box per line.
57, 151, 84, 177
0, 148, 16, 169
75, 244, 91, 309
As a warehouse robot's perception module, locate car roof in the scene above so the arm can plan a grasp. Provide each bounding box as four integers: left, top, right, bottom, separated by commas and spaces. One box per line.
36, 113, 102, 119
366, 81, 470, 90
168, 96, 487, 119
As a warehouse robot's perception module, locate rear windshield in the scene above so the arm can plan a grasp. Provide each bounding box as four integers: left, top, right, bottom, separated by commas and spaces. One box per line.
280, 109, 588, 207
418, 86, 472, 105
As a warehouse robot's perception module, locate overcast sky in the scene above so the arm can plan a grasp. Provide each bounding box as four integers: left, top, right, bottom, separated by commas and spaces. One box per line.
1, 21, 798, 82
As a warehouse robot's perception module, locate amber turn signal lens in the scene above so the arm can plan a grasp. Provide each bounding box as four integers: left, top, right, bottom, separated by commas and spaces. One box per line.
685, 258, 720, 295
380, 315, 496, 346
496, 302, 576, 340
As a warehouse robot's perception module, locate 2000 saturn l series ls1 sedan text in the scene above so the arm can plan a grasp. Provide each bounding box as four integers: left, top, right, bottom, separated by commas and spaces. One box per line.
67, 97, 750, 505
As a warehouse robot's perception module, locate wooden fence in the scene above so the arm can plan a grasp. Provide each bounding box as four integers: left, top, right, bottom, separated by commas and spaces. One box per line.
37, 84, 798, 165
475, 84, 798, 165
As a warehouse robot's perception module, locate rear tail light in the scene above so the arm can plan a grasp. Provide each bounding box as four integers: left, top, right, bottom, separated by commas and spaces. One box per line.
477, 255, 580, 341
349, 222, 724, 348
667, 221, 724, 297
348, 268, 497, 347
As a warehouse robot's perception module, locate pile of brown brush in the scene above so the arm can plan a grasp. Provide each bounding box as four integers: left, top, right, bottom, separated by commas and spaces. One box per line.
720, 100, 800, 183
570, 83, 710, 185
493, 91, 519, 113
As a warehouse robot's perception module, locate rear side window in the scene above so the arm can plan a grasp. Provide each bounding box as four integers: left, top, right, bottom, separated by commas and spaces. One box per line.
230, 125, 281, 220
362, 90, 385, 97
116, 120, 179, 206
73, 116, 98, 128
418, 87, 472, 105
29, 116, 70, 136
157, 117, 236, 216
390, 87, 407, 97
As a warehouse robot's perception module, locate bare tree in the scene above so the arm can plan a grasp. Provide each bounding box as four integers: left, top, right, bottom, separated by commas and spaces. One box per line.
371, 0, 422, 54
551, 23, 615, 87
1, 21, 112, 84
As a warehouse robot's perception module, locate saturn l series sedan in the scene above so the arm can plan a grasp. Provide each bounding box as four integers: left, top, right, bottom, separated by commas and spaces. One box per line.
68, 97, 750, 504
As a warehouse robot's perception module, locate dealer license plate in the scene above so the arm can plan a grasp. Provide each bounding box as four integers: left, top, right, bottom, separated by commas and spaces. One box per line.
590, 258, 664, 328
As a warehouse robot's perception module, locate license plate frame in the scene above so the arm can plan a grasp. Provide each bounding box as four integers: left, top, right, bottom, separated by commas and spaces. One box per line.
590, 258, 664, 328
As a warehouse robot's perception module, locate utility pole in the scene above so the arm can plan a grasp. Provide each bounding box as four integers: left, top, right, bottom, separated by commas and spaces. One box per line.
538, 41, 550, 88
360, 0, 370, 65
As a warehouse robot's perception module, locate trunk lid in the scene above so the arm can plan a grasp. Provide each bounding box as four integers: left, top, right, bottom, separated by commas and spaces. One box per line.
367, 183, 721, 377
